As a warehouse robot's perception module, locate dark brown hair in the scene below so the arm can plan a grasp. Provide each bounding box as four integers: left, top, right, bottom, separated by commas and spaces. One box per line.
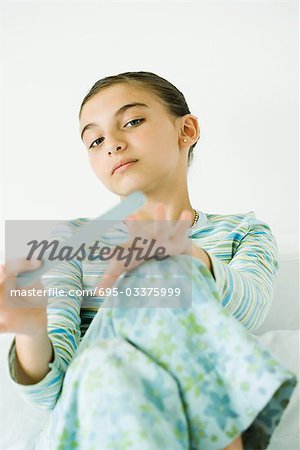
79, 71, 198, 168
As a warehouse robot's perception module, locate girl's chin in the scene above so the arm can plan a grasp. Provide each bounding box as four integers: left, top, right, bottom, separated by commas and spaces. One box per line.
121, 186, 146, 198
110, 179, 146, 197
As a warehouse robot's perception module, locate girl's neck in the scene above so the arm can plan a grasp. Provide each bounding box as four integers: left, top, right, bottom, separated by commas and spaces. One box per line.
122, 194, 194, 224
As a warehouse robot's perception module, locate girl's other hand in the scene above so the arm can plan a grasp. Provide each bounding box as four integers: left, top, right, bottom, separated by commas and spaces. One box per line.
0, 259, 48, 336
96, 203, 194, 292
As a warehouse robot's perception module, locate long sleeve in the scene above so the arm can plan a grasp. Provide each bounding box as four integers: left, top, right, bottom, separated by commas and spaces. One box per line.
204, 215, 279, 331
7, 222, 83, 411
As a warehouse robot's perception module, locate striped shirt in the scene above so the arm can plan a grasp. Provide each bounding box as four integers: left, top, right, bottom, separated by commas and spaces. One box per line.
8, 210, 279, 410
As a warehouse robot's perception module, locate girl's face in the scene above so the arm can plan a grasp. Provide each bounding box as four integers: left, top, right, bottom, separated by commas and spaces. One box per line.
79, 83, 193, 197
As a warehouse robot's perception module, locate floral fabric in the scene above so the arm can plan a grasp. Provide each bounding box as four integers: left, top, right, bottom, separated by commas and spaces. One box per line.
34, 255, 296, 450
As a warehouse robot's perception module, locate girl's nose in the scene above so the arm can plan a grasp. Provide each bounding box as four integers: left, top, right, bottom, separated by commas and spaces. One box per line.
107, 143, 125, 155
106, 133, 127, 155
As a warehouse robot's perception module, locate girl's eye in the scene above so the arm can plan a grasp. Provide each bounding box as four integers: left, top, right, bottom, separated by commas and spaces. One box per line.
125, 118, 144, 127
89, 137, 104, 149
88, 119, 144, 149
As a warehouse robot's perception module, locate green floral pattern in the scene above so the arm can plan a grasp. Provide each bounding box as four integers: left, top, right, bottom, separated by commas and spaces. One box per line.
36, 255, 296, 450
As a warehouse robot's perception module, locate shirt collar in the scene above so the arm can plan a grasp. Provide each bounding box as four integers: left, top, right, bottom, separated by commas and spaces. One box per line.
188, 209, 208, 236
114, 209, 207, 236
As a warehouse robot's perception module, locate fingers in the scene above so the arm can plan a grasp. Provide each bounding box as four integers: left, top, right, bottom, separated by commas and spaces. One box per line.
0, 259, 46, 309
107, 205, 193, 281
126, 205, 193, 249
5, 258, 42, 278
4, 280, 48, 309
95, 271, 122, 294
172, 209, 194, 236
3, 258, 42, 295
126, 214, 140, 240
92, 203, 194, 296
153, 203, 169, 245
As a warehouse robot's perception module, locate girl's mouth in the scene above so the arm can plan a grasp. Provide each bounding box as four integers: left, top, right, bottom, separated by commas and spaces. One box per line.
113, 160, 138, 174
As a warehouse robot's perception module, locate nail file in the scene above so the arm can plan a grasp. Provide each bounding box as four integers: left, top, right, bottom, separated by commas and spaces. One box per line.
16, 190, 146, 288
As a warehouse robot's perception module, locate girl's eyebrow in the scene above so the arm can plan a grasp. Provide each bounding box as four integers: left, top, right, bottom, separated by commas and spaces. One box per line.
80, 102, 149, 141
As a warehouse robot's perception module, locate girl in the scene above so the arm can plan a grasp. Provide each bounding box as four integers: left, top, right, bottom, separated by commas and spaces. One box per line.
0, 71, 296, 450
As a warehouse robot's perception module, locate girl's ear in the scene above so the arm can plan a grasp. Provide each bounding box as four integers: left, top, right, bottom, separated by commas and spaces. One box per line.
179, 115, 199, 148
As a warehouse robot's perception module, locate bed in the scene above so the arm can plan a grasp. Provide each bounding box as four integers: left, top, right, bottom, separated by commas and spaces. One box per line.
0, 253, 298, 450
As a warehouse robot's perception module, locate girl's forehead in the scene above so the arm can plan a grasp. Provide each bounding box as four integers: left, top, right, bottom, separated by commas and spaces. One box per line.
80, 83, 163, 117
79, 83, 173, 137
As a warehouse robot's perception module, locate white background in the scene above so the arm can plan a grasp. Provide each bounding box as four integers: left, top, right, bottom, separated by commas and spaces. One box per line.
0, 0, 298, 258
0, 6, 299, 450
